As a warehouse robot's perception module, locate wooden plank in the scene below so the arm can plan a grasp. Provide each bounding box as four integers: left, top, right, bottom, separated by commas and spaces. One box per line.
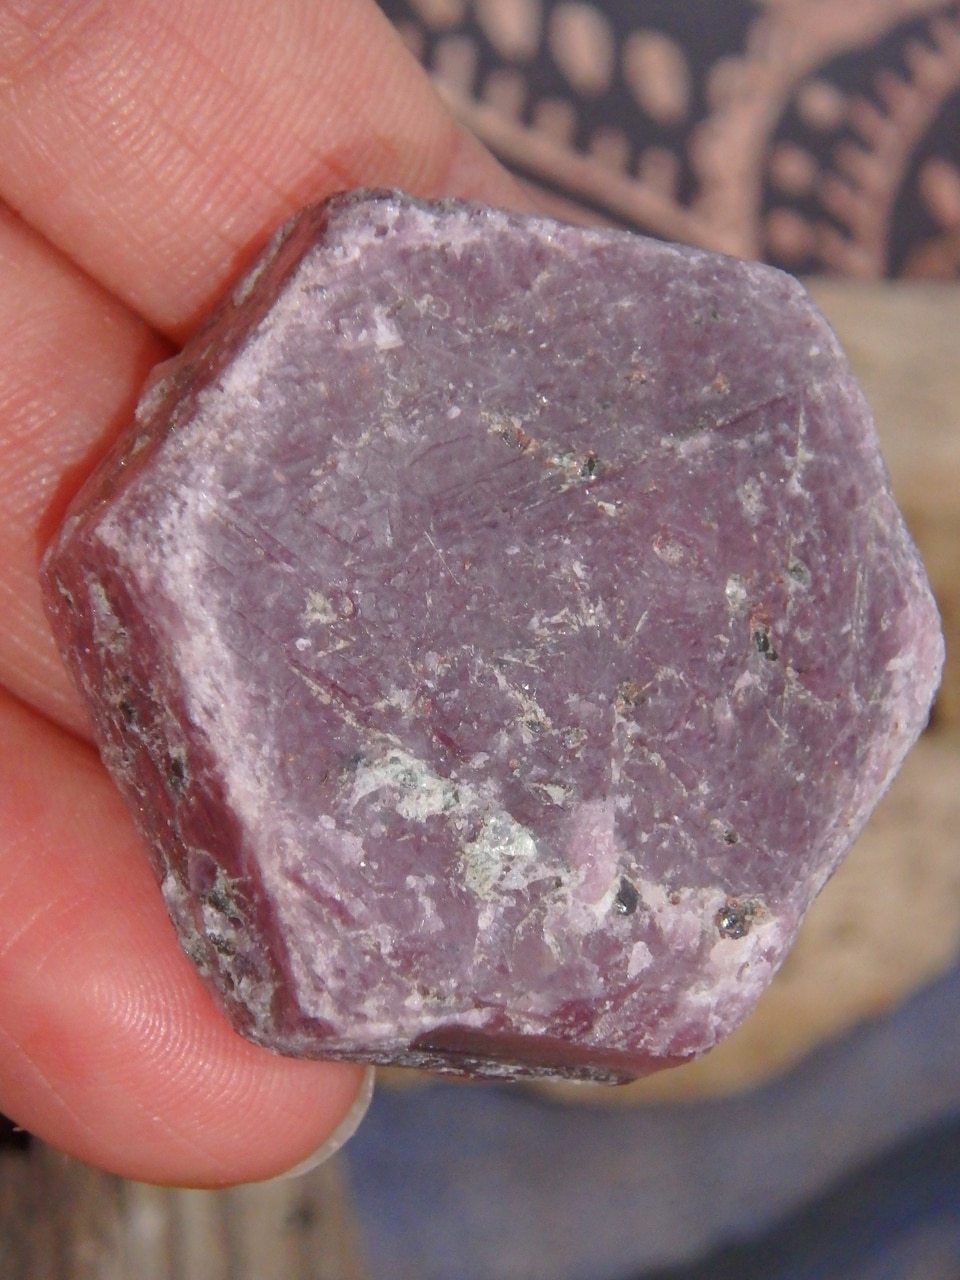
0, 1145, 125, 1280
808, 282, 960, 730
0, 1144, 367, 1280
807, 282, 960, 520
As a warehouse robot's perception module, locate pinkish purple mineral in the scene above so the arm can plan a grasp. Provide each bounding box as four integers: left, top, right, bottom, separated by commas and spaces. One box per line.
42, 191, 943, 1081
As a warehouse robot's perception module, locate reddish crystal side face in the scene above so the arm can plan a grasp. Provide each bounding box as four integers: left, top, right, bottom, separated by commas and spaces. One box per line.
41, 191, 943, 1082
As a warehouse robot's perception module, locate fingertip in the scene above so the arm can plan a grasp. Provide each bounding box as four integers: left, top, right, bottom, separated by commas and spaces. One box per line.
0, 691, 367, 1186
266, 1065, 376, 1184
153, 1054, 373, 1190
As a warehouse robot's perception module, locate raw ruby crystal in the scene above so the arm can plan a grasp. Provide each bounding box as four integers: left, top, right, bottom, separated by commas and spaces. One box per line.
42, 191, 943, 1081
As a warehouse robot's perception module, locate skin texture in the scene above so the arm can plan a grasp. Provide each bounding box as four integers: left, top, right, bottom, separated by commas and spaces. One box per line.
0, 0, 529, 1186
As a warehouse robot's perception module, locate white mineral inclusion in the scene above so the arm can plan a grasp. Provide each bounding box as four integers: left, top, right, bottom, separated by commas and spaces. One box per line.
370, 306, 404, 352
627, 940, 654, 979
350, 749, 462, 823
350, 750, 542, 903
725, 574, 748, 610
461, 813, 539, 900
737, 475, 765, 521
303, 589, 337, 625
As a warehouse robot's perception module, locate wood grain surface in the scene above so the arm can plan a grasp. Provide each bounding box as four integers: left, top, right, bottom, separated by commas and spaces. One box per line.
809, 282, 960, 730
0, 1142, 368, 1280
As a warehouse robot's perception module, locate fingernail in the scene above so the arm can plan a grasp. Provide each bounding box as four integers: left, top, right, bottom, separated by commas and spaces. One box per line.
272, 1066, 376, 1180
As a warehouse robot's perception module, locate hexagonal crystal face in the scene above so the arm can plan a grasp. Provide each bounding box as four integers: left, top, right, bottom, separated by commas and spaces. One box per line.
42, 192, 942, 1081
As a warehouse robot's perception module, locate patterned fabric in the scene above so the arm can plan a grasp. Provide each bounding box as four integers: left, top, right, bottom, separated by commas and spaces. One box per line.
380, 0, 960, 278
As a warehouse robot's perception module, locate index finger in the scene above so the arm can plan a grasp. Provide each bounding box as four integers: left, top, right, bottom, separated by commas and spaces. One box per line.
0, 0, 530, 342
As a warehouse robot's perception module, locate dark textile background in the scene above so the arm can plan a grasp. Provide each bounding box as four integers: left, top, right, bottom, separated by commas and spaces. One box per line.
380, 0, 960, 279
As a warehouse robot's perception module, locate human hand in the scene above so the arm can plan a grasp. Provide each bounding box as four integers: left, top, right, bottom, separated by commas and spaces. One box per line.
0, 0, 528, 1186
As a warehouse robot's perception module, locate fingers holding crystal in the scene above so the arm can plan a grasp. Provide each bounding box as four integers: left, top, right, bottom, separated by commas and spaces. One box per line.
0, 211, 370, 1182
0, 0, 526, 1186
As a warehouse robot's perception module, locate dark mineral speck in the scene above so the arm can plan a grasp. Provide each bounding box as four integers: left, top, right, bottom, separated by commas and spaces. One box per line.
753, 626, 779, 661
716, 900, 757, 940
613, 877, 640, 916
166, 751, 187, 793
788, 560, 811, 585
